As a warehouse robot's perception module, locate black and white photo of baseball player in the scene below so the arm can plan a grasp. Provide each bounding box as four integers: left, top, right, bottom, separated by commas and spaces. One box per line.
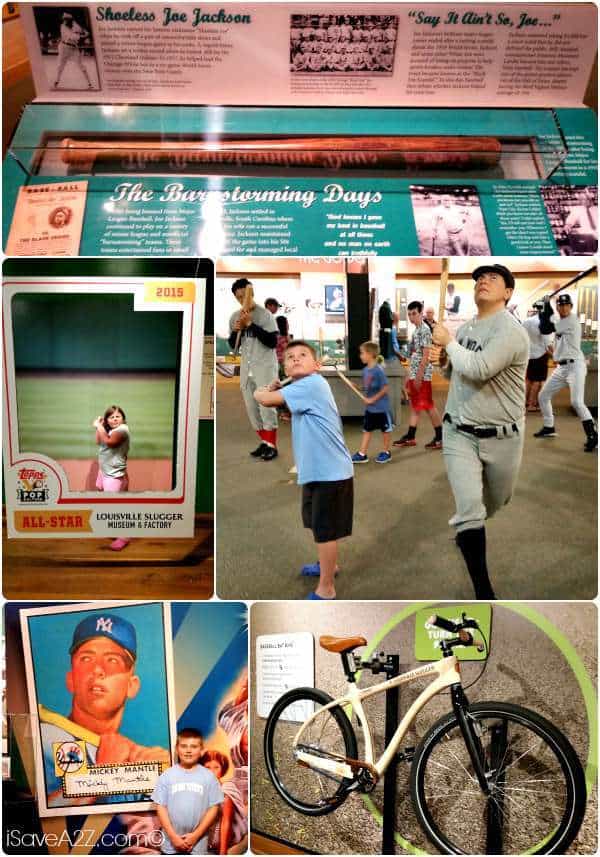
32, 6, 100, 91
411, 185, 492, 257
289, 13, 398, 75
541, 185, 598, 255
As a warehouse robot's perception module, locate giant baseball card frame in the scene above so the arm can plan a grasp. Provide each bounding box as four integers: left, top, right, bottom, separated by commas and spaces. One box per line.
2, 263, 208, 539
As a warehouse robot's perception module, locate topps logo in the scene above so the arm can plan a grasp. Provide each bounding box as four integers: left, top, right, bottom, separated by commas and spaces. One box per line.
16, 468, 50, 503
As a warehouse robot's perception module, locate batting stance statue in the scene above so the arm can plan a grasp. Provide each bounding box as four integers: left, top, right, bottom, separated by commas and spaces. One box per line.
229, 278, 279, 461
432, 264, 529, 599
40, 613, 170, 807
534, 294, 598, 452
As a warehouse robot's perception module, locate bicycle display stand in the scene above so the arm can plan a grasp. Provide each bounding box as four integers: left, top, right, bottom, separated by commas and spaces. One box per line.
265, 613, 588, 857
361, 653, 401, 855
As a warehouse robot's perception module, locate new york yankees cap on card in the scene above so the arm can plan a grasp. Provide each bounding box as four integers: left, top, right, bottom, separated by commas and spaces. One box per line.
69, 613, 137, 660
557, 294, 573, 305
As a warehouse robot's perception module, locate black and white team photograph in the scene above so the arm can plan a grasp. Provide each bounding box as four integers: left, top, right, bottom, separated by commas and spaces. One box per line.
290, 13, 398, 75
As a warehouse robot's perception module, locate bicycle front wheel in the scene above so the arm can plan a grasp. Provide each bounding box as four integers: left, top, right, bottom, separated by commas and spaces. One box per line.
264, 686, 358, 816
411, 702, 586, 854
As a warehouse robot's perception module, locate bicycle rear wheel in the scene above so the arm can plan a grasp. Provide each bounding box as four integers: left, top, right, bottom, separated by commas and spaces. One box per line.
411, 702, 586, 854
264, 686, 358, 816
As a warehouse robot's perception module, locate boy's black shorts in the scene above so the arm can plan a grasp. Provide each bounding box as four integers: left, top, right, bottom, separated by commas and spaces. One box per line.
302, 477, 354, 543
363, 410, 393, 433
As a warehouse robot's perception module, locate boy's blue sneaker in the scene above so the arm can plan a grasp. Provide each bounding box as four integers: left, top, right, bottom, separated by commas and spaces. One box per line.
306, 591, 336, 600
352, 452, 369, 463
300, 561, 339, 577
375, 451, 392, 464
301, 561, 321, 576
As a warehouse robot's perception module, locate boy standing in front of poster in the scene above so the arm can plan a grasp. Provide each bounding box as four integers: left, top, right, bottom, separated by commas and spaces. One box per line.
152, 728, 224, 855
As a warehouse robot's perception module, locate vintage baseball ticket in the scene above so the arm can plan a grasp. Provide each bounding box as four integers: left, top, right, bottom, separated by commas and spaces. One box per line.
5, 181, 87, 256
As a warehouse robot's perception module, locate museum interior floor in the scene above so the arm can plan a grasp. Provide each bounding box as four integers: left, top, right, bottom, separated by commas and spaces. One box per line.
2, 515, 214, 599
217, 374, 597, 601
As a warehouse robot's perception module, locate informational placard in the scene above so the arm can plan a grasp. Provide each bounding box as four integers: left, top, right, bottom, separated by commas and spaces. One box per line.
19, 3, 597, 108
2, 273, 206, 538
256, 632, 314, 719
20, 601, 176, 817
414, 605, 492, 661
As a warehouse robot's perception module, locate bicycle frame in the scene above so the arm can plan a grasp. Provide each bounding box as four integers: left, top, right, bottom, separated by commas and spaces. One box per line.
294, 655, 461, 782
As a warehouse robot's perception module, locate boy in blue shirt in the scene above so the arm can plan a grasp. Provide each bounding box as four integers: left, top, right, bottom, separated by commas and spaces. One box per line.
152, 728, 223, 855
352, 340, 393, 464
254, 340, 353, 600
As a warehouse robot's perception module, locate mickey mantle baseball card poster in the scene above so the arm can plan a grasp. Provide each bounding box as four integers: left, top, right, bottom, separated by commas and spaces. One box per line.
2, 266, 207, 539
20, 601, 176, 817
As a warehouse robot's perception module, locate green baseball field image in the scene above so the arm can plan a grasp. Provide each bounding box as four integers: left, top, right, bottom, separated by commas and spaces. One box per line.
16, 373, 176, 460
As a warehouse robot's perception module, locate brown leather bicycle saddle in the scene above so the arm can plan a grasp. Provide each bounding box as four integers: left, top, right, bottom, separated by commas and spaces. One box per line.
319, 635, 367, 654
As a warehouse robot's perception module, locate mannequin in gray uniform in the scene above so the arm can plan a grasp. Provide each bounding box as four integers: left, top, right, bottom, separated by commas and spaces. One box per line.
229, 279, 279, 461
534, 294, 597, 452
432, 264, 529, 599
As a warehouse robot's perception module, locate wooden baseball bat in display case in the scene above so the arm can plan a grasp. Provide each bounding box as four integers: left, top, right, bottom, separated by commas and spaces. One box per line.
59, 134, 504, 173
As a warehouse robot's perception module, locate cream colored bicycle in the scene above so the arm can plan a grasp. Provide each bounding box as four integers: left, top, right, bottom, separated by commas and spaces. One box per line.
264, 613, 586, 854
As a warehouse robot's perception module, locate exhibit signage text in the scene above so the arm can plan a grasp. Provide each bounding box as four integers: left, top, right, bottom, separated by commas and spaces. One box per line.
95, 5, 252, 26
408, 8, 562, 29
110, 182, 383, 210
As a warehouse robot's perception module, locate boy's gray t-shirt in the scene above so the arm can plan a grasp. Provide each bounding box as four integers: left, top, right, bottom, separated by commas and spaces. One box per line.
98, 424, 130, 478
444, 310, 529, 426
152, 764, 224, 854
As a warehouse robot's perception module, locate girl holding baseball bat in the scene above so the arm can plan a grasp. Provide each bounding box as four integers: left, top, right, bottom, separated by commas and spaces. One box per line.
93, 405, 130, 551
351, 341, 393, 464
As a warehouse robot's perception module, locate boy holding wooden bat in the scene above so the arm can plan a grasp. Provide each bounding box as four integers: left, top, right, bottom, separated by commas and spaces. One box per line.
254, 341, 353, 600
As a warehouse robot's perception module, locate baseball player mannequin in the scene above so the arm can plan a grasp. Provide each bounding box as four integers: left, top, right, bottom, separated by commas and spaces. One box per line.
534, 294, 598, 452
432, 264, 529, 599
228, 278, 279, 461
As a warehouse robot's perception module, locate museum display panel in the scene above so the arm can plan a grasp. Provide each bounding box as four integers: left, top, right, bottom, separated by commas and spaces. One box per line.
3, 3, 597, 257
